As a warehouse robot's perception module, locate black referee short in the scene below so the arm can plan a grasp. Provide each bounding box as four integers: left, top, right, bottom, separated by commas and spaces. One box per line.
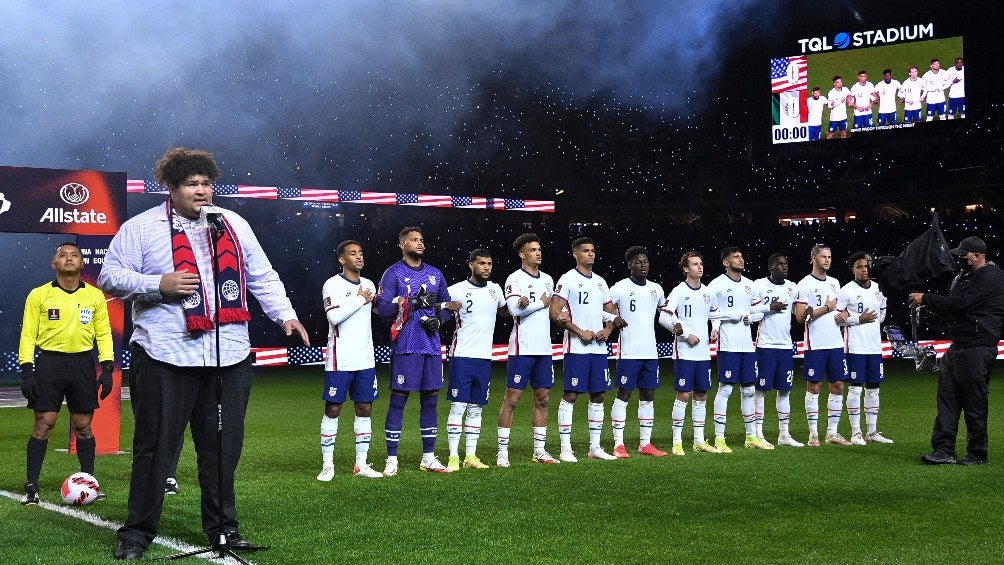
31, 351, 98, 413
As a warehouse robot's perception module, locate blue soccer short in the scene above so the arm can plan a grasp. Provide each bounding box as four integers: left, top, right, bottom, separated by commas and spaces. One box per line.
562, 353, 611, 394
904, 109, 921, 122
853, 115, 873, 128
448, 357, 491, 405
673, 359, 712, 392
756, 347, 794, 391
389, 353, 443, 392
323, 368, 379, 404
877, 112, 897, 125
808, 125, 822, 140
802, 348, 848, 383
828, 119, 847, 132
614, 358, 660, 391
927, 102, 946, 117
847, 353, 884, 385
717, 351, 757, 385
506, 354, 554, 390
948, 97, 965, 114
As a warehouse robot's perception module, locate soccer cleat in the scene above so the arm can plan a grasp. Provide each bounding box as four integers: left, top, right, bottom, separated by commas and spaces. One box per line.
807, 434, 821, 447
382, 457, 399, 477
825, 433, 852, 446
419, 456, 452, 473
849, 433, 867, 446
316, 465, 335, 482
867, 431, 894, 444
532, 450, 560, 464
612, 445, 630, 459
559, 449, 578, 463
164, 477, 179, 495
353, 463, 383, 478
21, 483, 39, 506
777, 434, 805, 448
756, 437, 775, 450
95, 488, 107, 501
714, 437, 733, 454
447, 455, 461, 472
463, 455, 489, 469
694, 441, 718, 455
588, 446, 618, 461
671, 443, 685, 456
744, 436, 761, 449
497, 453, 511, 468
638, 443, 668, 457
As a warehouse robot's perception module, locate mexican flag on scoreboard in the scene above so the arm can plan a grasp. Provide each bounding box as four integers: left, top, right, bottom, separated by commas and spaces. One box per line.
772, 90, 808, 126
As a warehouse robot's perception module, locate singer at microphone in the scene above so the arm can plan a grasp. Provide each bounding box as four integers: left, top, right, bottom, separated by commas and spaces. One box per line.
202, 205, 226, 233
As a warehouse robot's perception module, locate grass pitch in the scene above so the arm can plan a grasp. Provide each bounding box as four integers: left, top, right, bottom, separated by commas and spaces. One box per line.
2, 359, 1003, 564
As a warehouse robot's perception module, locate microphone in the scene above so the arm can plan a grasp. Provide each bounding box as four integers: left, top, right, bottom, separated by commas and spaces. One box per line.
202, 205, 225, 233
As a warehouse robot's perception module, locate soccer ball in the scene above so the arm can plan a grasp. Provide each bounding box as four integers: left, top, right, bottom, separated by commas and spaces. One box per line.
61, 472, 100, 505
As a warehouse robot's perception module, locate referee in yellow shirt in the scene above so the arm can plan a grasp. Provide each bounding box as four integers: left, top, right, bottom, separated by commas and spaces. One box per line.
19, 242, 114, 505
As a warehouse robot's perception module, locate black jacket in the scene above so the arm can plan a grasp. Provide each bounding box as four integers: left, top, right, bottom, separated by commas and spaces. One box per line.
923, 262, 1004, 347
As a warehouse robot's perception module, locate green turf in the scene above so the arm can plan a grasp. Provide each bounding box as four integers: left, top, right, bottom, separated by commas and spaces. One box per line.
3, 360, 1003, 564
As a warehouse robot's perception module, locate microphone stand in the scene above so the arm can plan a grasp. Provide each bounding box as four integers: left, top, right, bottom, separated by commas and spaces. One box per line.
163, 214, 268, 564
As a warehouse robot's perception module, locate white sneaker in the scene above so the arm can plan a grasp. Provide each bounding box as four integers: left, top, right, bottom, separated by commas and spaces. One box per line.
587, 446, 617, 461
316, 465, 335, 482
850, 432, 867, 446
777, 434, 804, 448
496, 452, 511, 468
559, 449, 578, 463
353, 463, 383, 478
867, 431, 894, 444
419, 456, 451, 473
382, 457, 398, 477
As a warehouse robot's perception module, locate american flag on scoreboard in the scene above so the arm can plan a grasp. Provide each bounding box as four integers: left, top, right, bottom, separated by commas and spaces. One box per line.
771, 55, 808, 93
277, 187, 339, 203
213, 184, 240, 197
397, 193, 454, 207
338, 190, 398, 205
127, 180, 166, 194
230, 185, 278, 199
504, 198, 556, 213
451, 195, 488, 209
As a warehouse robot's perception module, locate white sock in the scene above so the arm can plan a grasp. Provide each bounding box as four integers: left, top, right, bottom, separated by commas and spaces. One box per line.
587, 402, 604, 449
847, 386, 863, 436
713, 384, 733, 438
740, 385, 756, 437
558, 399, 574, 451
826, 392, 844, 435
447, 402, 466, 457
497, 426, 511, 456
805, 392, 819, 436
638, 400, 655, 447
464, 404, 482, 457
693, 399, 707, 445
611, 398, 628, 447
532, 426, 547, 453
672, 399, 687, 444
754, 390, 766, 438
865, 388, 880, 435
777, 392, 791, 436
354, 416, 371, 466
321, 415, 337, 466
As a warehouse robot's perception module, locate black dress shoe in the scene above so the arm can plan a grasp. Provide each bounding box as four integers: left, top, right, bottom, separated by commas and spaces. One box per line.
211, 530, 253, 550
920, 451, 957, 465
959, 454, 988, 466
113, 539, 145, 560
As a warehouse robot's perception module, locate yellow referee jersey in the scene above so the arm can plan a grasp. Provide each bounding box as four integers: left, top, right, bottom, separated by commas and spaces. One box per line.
18, 281, 113, 364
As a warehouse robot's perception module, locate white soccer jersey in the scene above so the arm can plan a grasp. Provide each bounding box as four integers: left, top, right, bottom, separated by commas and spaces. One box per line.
875, 79, 902, 114
899, 77, 924, 110
504, 268, 554, 356
664, 281, 718, 361
849, 81, 876, 116
827, 87, 850, 121
610, 277, 665, 359
448, 279, 504, 360
807, 95, 827, 126
837, 280, 887, 355
922, 69, 950, 104
751, 277, 797, 349
708, 273, 756, 353
795, 274, 843, 350
322, 274, 376, 371
554, 268, 612, 355
947, 66, 965, 98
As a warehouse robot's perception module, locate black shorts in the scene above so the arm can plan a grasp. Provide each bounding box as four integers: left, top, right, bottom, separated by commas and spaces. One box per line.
32, 351, 98, 413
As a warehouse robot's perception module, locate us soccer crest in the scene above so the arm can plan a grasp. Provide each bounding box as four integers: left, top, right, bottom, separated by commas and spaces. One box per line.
513, 374, 522, 384
650, 290, 657, 301
489, 289, 498, 300
451, 388, 459, 398
620, 375, 628, 385
725, 370, 732, 378
429, 275, 437, 285
571, 377, 579, 387
397, 374, 405, 385
678, 378, 685, 387
703, 294, 710, 304
807, 368, 815, 377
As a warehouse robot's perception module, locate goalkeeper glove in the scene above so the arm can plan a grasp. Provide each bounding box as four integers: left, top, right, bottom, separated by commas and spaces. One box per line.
97, 361, 114, 401
20, 363, 37, 403
420, 315, 441, 334
410, 285, 435, 310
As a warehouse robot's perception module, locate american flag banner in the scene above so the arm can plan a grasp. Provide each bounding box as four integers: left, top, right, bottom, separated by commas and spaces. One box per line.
338, 190, 399, 205
251, 347, 289, 366
233, 185, 278, 199
287, 346, 325, 365
277, 187, 339, 203
505, 198, 557, 213
397, 193, 454, 208
451, 196, 488, 209
213, 184, 241, 197
771, 55, 808, 93
127, 180, 166, 194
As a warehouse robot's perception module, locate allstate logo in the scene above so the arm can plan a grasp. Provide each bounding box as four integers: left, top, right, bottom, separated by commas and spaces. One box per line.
834, 32, 851, 49
59, 183, 90, 206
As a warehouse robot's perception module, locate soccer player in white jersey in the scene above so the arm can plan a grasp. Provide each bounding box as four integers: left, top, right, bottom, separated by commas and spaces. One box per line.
794, 244, 851, 446
875, 69, 902, 126
826, 76, 850, 139
663, 252, 721, 456
899, 66, 924, 123
318, 240, 383, 480
497, 233, 559, 467
445, 249, 507, 471
807, 87, 827, 141
609, 246, 678, 458
749, 254, 803, 447
550, 237, 624, 462
849, 70, 876, 130
709, 247, 770, 452
946, 57, 965, 119
835, 252, 893, 445
923, 58, 951, 121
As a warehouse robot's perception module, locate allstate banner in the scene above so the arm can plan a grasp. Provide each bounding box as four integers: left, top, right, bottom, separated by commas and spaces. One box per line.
0, 166, 126, 454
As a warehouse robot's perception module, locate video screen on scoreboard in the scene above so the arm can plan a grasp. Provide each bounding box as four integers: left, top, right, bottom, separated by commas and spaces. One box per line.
771, 36, 964, 144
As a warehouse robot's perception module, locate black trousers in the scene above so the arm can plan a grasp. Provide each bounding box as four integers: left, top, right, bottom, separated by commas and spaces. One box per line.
118, 346, 252, 547
931, 345, 996, 459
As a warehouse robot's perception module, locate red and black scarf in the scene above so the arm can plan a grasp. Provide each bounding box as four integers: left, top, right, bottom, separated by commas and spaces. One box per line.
167, 199, 251, 332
